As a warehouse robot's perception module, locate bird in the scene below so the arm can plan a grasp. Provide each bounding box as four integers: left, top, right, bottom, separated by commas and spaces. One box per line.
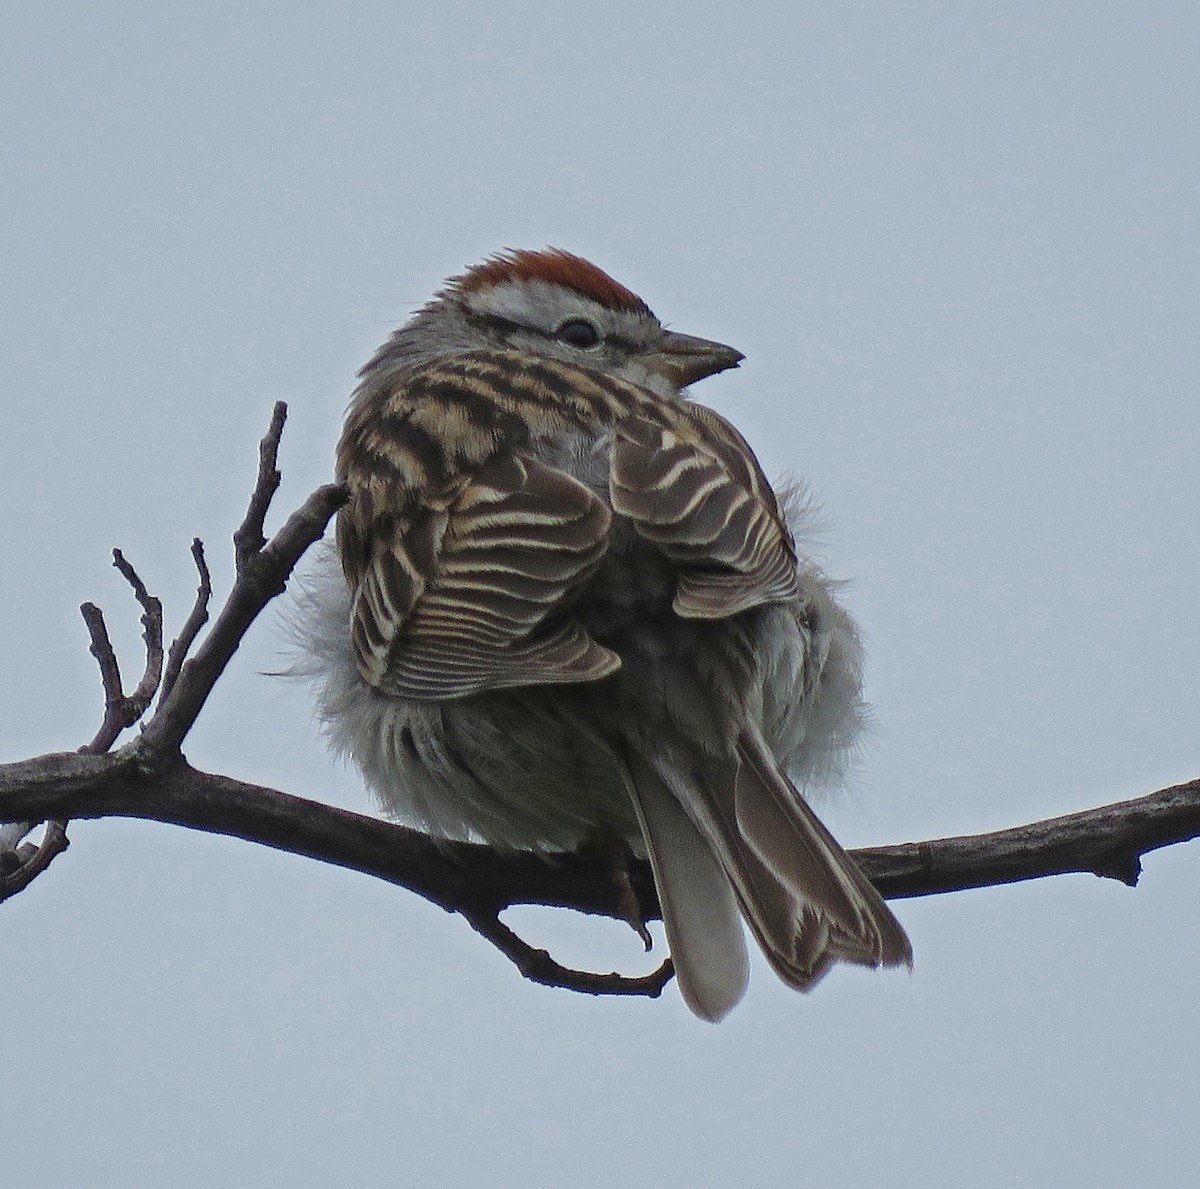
297, 247, 911, 1020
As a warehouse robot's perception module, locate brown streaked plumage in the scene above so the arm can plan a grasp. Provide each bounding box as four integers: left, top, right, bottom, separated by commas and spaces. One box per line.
300, 248, 911, 1020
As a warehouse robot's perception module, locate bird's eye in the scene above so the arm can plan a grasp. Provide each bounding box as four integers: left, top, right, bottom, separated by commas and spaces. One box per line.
556, 319, 601, 349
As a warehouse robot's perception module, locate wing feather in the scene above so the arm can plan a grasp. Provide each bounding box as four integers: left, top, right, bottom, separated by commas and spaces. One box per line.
610, 405, 801, 619
350, 454, 619, 700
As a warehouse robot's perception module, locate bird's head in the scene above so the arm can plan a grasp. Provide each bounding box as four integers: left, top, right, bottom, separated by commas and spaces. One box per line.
360, 248, 744, 400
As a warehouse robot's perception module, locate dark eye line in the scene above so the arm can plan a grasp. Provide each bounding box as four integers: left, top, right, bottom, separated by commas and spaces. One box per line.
466, 311, 529, 338
466, 310, 642, 354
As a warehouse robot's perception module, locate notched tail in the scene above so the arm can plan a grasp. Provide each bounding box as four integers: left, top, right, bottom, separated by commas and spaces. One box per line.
624, 729, 911, 1019
733, 729, 912, 982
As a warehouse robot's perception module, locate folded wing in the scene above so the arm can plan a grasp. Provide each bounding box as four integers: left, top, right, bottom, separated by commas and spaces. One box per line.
345, 453, 619, 700
610, 403, 801, 618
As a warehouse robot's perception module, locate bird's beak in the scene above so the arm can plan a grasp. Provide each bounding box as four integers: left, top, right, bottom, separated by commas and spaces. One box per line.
647, 331, 745, 388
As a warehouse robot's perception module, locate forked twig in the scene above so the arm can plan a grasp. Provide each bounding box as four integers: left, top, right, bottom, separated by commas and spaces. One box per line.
81, 550, 164, 754
139, 404, 347, 756
111, 549, 163, 722
9, 402, 343, 907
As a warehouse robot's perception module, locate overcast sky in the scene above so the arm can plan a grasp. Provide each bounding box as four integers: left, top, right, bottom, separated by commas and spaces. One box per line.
3, 2, 1198, 1185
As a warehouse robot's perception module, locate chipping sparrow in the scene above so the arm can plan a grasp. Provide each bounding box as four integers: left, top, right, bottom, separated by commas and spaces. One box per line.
298, 248, 910, 1020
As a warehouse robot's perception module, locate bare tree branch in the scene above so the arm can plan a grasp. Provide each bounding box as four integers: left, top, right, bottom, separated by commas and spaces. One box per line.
81, 549, 164, 753
854, 784, 1200, 897
1, 404, 342, 906
233, 400, 287, 571
80, 601, 127, 754
137, 408, 347, 757
159, 539, 211, 708
3, 701, 1199, 989
47, 550, 168, 895
111, 548, 164, 721
2, 403, 1198, 1000
2, 748, 1198, 916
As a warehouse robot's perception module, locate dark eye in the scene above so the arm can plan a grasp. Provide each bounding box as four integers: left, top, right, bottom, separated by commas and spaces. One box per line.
556, 319, 601, 349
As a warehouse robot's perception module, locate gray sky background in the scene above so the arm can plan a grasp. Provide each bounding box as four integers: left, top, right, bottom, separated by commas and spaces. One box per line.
3, 3, 1198, 1185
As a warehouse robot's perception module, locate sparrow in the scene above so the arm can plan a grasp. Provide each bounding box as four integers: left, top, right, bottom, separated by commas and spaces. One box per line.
298, 248, 911, 1019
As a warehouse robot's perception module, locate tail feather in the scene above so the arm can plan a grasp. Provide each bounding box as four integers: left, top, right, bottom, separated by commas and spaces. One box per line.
623, 755, 750, 1021
650, 756, 833, 989
735, 730, 912, 973
628, 729, 910, 1015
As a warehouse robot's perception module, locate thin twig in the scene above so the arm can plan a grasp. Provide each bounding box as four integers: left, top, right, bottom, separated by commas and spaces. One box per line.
111, 549, 163, 723
80, 602, 124, 752
159, 539, 212, 708
81, 553, 164, 754
233, 401, 287, 572
139, 401, 347, 756
140, 481, 347, 757
460, 903, 675, 998
68, 551, 166, 896
0, 406, 339, 913
80, 602, 130, 754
